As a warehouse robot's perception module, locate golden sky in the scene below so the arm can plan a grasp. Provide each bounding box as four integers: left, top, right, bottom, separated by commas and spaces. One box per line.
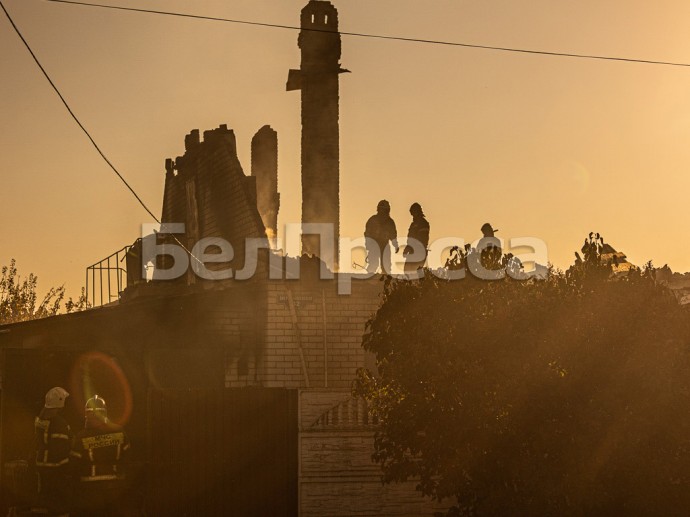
2, 0, 690, 298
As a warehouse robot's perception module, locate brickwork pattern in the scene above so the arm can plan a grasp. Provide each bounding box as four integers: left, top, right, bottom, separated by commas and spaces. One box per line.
299, 390, 449, 517
161, 125, 267, 274
259, 277, 382, 389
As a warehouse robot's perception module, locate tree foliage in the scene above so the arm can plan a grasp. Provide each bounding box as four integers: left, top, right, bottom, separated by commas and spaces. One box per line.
0, 259, 88, 324
355, 235, 690, 516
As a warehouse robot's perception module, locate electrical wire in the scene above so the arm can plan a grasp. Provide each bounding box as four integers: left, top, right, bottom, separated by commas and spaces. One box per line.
43, 0, 690, 69
0, 0, 204, 266
0, 0, 160, 222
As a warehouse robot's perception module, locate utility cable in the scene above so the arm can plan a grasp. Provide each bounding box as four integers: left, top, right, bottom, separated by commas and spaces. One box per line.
1, 0, 160, 222
0, 0, 204, 267
43, 0, 690, 69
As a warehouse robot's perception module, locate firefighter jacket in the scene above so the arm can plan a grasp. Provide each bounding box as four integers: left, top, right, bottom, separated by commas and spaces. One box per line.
70, 420, 130, 482
34, 408, 72, 469
365, 212, 398, 249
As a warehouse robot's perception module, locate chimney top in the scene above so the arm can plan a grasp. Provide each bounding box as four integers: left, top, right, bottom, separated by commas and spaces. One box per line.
184, 129, 200, 151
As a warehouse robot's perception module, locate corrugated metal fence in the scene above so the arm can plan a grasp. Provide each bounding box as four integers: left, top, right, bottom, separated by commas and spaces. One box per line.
146, 388, 298, 517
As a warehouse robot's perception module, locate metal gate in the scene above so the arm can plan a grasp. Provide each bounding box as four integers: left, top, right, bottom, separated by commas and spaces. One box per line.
146, 388, 298, 516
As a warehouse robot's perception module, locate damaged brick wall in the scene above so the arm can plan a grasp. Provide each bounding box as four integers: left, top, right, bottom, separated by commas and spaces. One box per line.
161, 124, 267, 275
251, 125, 280, 246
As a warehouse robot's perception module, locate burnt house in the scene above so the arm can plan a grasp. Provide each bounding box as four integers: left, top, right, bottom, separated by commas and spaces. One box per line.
0, 124, 443, 515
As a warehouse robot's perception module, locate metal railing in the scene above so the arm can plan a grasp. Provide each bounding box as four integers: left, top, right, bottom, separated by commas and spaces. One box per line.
86, 246, 130, 308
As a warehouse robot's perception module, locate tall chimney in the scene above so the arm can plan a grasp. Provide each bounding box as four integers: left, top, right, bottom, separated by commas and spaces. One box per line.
287, 0, 348, 270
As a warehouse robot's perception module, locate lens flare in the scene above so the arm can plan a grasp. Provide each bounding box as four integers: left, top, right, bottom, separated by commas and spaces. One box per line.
69, 351, 133, 426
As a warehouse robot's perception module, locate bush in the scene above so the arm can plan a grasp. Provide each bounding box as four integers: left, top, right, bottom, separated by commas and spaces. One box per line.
356, 235, 690, 515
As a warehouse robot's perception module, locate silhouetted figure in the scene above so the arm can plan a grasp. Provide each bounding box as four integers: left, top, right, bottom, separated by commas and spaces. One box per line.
481, 222, 497, 238
33, 387, 72, 516
71, 395, 131, 517
479, 222, 502, 271
403, 203, 430, 274
364, 200, 398, 274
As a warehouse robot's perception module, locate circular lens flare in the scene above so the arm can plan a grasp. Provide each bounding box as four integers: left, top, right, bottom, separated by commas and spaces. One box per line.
69, 352, 133, 426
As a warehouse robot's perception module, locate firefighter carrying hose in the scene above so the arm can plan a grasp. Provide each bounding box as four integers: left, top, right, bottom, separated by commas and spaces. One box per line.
70, 395, 130, 516
33, 387, 72, 516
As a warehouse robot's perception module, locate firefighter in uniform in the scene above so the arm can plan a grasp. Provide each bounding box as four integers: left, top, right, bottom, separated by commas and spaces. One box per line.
70, 395, 130, 516
403, 202, 430, 274
480, 222, 502, 270
33, 386, 72, 516
364, 200, 399, 274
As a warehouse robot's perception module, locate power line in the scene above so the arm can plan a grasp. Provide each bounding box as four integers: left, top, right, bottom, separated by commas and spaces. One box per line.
0, 0, 160, 222
43, 0, 690, 69
0, 0, 204, 266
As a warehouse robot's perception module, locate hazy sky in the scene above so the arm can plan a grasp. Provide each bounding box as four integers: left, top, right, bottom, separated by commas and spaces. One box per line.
2, 0, 690, 298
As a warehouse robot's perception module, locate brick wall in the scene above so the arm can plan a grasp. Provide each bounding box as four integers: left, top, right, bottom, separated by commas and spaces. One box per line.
299, 390, 449, 517
258, 275, 382, 389
161, 125, 267, 275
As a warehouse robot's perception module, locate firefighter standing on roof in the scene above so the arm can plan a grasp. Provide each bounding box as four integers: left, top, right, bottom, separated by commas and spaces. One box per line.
364, 200, 399, 274
70, 395, 130, 516
403, 203, 430, 274
34, 387, 72, 516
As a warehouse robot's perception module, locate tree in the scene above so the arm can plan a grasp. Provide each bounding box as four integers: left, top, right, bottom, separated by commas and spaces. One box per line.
355, 235, 690, 516
0, 259, 88, 324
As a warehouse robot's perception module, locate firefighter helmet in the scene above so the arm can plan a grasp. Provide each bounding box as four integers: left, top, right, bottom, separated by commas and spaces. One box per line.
44, 387, 69, 409
377, 200, 390, 213
481, 223, 499, 237
85, 395, 107, 416
409, 202, 424, 217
